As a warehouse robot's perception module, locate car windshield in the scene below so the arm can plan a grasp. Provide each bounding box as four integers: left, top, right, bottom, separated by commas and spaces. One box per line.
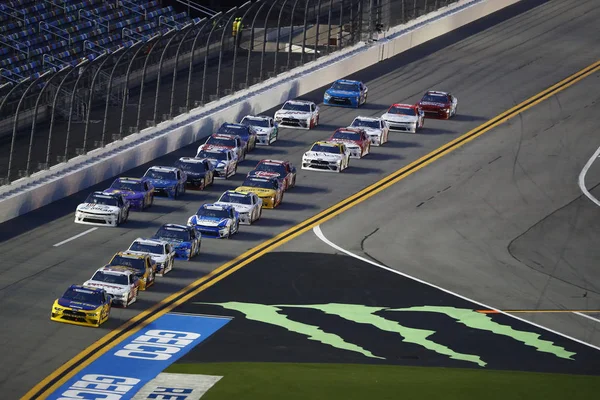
175, 161, 206, 173
351, 119, 380, 129
109, 255, 145, 272
217, 125, 249, 137
91, 271, 129, 285
129, 242, 164, 254
219, 192, 252, 205
62, 287, 103, 304
197, 150, 227, 160
422, 94, 448, 103
241, 117, 269, 128
282, 102, 311, 112
155, 227, 190, 242
254, 162, 286, 175
332, 130, 362, 141
197, 207, 230, 219
388, 106, 416, 115
110, 180, 143, 192
310, 143, 341, 154
331, 82, 359, 91
242, 178, 277, 189
206, 136, 236, 147
85, 194, 118, 206
145, 170, 176, 180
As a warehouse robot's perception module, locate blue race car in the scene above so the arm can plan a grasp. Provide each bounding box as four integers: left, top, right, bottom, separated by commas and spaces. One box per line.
216, 123, 258, 153
104, 177, 155, 210
187, 203, 240, 239
323, 79, 369, 108
152, 223, 201, 260
143, 166, 187, 198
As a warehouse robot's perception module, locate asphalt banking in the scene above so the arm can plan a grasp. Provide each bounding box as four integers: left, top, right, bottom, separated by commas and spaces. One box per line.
173, 252, 600, 375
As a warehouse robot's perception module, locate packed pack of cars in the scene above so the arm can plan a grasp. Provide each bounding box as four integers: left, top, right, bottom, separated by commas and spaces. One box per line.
52, 82, 458, 327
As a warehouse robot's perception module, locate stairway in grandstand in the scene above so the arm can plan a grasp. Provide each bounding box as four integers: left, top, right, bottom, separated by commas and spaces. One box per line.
0, 0, 201, 83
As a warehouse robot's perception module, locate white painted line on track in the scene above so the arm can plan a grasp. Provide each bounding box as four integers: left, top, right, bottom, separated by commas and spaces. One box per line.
312, 225, 600, 352
574, 312, 600, 324
578, 145, 600, 207
53, 228, 98, 247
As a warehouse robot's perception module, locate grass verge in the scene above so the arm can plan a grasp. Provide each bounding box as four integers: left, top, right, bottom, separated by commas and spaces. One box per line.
167, 362, 600, 400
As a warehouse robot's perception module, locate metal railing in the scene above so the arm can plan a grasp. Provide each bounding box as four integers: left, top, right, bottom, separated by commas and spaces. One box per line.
0, 0, 459, 185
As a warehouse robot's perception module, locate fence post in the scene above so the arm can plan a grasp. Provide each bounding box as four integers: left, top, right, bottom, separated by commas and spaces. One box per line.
232, 1, 261, 94
27, 65, 70, 175
200, 11, 230, 105
259, 0, 281, 81
245, 2, 268, 88
216, 5, 245, 99
300, 0, 310, 64
338, 0, 343, 50
313, 0, 322, 60
285, 0, 302, 71
273, 0, 290, 74
186, 14, 219, 112
325, 0, 333, 54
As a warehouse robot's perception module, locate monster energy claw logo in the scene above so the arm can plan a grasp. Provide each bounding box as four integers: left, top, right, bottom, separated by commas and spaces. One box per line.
194, 302, 576, 366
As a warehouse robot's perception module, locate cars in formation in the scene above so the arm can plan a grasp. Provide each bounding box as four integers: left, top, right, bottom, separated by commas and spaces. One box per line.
58, 85, 458, 326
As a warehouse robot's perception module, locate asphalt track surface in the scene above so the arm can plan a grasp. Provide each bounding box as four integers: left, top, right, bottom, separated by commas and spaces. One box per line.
2, 0, 600, 397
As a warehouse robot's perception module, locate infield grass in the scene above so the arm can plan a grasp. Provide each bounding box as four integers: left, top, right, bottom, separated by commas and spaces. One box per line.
167, 362, 600, 400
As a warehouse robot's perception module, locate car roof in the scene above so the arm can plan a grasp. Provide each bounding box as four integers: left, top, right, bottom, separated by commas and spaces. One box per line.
313, 140, 343, 147
335, 79, 361, 85
220, 123, 247, 128
69, 284, 105, 294
210, 133, 238, 140
132, 237, 167, 246
245, 176, 276, 182
390, 103, 417, 109
201, 145, 232, 153
160, 223, 190, 231
242, 115, 271, 120
92, 191, 120, 198
284, 99, 314, 105
96, 266, 135, 275
201, 203, 231, 211
113, 251, 147, 260
257, 159, 286, 165
425, 90, 449, 95
223, 189, 252, 197
115, 177, 142, 182
147, 166, 179, 173
334, 128, 364, 134
353, 116, 382, 121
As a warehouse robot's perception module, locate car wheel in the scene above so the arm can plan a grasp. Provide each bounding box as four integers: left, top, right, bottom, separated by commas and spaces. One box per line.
149, 195, 154, 207
124, 209, 129, 222
174, 187, 179, 199
123, 293, 130, 308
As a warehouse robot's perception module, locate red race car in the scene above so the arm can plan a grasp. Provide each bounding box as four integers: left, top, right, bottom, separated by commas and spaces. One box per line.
328, 128, 370, 158
246, 159, 297, 191
417, 90, 458, 119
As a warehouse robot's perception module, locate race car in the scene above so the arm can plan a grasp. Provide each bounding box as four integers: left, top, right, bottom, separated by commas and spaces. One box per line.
328, 128, 371, 158
74, 191, 130, 227
274, 99, 320, 129
50, 284, 112, 327
127, 237, 176, 276
246, 159, 296, 191
107, 252, 157, 291
216, 123, 258, 153
323, 79, 368, 108
302, 141, 350, 173
143, 166, 187, 198
195, 147, 238, 179
152, 223, 201, 260
381, 103, 425, 132
239, 115, 278, 145
174, 157, 215, 190
82, 266, 140, 308
236, 176, 284, 209
198, 133, 245, 161
187, 203, 240, 239
215, 190, 263, 225
104, 177, 154, 210
348, 116, 390, 146
417, 90, 458, 119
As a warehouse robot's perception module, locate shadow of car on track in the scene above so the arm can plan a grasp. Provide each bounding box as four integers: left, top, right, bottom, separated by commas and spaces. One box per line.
452, 114, 488, 123
197, 251, 238, 264
233, 230, 275, 242
276, 201, 319, 212
360, 103, 393, 111
268, 139, 306, 148
421, 127, 457, 135
255, 216, 297, 228
288, 185, 329, 195
248, 147, 287, 157
144, 203, 185, 214
363, 152, 404, 161
383, 139, 422, 149
344, 166, 384, 175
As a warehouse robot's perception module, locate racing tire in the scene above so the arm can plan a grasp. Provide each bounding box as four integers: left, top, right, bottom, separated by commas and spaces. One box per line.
123, 293, 130, 308
291, 176, 296, 188
174, 187, 179, 199
149, 195, 154, 207
124, 209, 129, 222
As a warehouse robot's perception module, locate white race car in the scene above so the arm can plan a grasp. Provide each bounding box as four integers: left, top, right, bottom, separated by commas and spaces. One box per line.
214, 190, 263, 225
348, 116, 390, 146
75, 191, 130, 227
195, 147, 238, 179
83, 266, 140, 308
126, 238, 176, 276
381, 103, 424, 133
239, 115, 279, 145
302, 141, 350, 173
274, 100, 320, 129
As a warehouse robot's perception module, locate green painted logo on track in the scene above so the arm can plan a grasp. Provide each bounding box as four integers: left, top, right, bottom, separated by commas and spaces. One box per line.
195, 302, 576, 366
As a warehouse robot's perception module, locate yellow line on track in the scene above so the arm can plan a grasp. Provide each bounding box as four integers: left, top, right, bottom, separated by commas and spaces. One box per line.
25, 58, 600, 399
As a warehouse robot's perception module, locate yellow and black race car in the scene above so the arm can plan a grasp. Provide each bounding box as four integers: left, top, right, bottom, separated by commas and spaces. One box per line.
236, 176, 284, 208
107, 252, 157, 290
50, 284, 112, 327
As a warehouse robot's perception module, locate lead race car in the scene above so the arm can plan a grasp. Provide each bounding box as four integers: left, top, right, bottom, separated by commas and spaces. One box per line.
328, 128, 371, 158
74, 191, 130, 227
214, 190, 263, 225
239, 115, 278, 145
50, 284, 112, 327
302, 141, 350, 173
274, 99, 320, 129
323, 79, 368, 108
82, 266, 140, 308
103, 177, 154, 210
187, 203, 240, 239
417, 90, 458, 119
381, 103, 424, 133
348, 116, 389, 146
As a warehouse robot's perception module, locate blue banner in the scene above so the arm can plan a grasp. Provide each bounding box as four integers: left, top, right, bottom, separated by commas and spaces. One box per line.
48, 313, 231, 400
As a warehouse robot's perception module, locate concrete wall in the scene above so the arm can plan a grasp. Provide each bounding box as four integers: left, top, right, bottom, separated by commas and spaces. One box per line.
0, 0, 522, 223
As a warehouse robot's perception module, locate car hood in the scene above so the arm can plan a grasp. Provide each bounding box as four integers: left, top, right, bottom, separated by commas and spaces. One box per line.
236, 186, 276, 197
248, 170, 282, 180
76, 203, 120, 213
303, 151, 342, 161
349, 126, 381, 136
382, 113, 418, 122
214, 202, 253, 213
146, 179, 177, 188
329, 138, 360, 148
57, 298, 101, 311
276, 110, 311, 117
326, 89, 359, 97
193, 216, 229, 227
104, 189, 143, 199
419, 101, 448, 109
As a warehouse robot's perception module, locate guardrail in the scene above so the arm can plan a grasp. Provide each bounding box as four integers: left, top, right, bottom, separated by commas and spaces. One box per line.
0, 0, 522, 223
